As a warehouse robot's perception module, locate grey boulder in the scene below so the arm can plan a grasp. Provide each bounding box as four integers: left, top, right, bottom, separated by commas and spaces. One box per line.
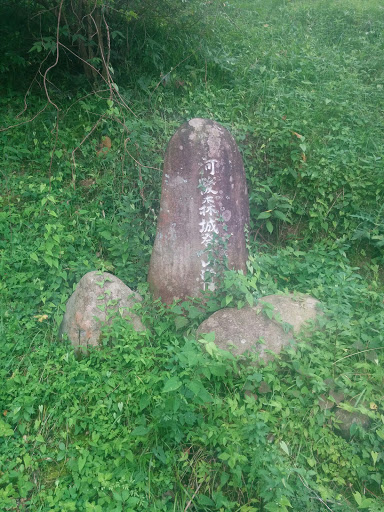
196, 293, 321, 362
59, 271, 146, 351
334, 403, 371, 439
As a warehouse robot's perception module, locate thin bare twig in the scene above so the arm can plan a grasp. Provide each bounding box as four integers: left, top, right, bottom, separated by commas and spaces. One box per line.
297, 474, 336, 512
333, 347, 383, 365
103, 11, 111, 76
58, 41, 104, 80
184, 478, 205, 512
16, 53, 50, 118
43, 0, 64, 189
0, 104, 48, 132
122, 135, 162, 173
150, 46, 202, 103
43, 0, 63, 113
71, 115, 105, 185
63, 89, 110, 114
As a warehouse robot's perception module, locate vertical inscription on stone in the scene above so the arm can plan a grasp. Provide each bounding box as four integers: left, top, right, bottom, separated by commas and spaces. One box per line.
148, 118, 250, 304
199, 159, 219, 290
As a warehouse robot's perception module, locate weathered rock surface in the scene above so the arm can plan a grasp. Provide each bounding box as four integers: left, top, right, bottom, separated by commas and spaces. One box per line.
59, 271, 145, 351
148, 118, 250, 303
334, 403, 371, 439
318, 389, 345, 411
196, 293, 321, 362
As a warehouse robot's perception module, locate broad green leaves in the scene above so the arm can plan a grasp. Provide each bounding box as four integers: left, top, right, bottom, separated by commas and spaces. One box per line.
162, 376, 182, 393
0, 419, 13, 437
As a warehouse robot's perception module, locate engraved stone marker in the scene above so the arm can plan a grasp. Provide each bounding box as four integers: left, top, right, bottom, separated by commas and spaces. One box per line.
148, 118, 249, 303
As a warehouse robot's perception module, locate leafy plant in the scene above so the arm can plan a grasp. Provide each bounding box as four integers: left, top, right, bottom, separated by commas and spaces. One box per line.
2, 0, 384, 510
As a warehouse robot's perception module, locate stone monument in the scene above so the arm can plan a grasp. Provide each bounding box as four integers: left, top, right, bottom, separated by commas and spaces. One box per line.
148, 118, 249, 303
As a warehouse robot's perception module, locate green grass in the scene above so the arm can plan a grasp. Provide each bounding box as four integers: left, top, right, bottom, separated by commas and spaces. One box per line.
1, 0, 384, 510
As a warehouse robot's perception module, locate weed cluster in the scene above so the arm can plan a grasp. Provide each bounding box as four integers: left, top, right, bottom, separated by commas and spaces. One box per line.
1, 0, 384, 510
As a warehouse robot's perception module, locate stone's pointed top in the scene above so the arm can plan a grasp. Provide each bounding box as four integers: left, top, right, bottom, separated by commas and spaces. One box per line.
188, 118, 206, 129
148, 119, 250, 304
184, 119, 226, 157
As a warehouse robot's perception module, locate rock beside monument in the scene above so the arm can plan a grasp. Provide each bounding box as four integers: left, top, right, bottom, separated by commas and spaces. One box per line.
196, 293, 321, 362
256, 294, 320, 333
59, 271, 146, 351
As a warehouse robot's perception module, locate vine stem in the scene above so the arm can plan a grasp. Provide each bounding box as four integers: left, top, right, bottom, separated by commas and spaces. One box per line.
184, 477, 205, 512
333, 347, 383, 365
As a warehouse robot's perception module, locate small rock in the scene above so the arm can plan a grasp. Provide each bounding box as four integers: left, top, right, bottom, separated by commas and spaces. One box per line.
319, 389, 345, 411
330, 390, 345, 405
334, 402, 371, 439
318, 395, 334, 411
258, 381, 272, 394
59, 271, 146, 351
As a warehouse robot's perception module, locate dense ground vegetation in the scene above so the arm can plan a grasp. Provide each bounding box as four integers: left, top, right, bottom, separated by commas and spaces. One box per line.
1, 0, 384, 510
